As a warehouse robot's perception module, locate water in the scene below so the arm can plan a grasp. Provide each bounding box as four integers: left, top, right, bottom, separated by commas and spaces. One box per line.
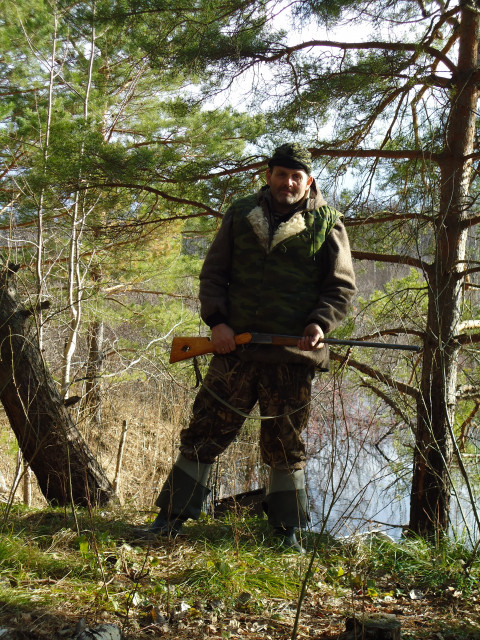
306, 433, 480, 544
306, 435, 410, 539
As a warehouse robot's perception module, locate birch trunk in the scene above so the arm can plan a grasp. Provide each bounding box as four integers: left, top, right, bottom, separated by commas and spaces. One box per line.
61, 197, 84, 398
61, 5, 96, 397
33, 10, 57, 350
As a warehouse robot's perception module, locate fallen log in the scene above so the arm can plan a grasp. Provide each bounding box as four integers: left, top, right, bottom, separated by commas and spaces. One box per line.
213, 488, 266, 517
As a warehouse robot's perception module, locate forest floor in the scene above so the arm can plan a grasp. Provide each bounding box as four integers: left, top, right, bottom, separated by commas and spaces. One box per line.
1, 504, 480, 640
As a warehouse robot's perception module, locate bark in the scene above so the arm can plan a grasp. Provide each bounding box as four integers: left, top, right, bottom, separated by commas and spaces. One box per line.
85, 319, 104, 425
408, 5, 479, 536
0, 265, 116, 506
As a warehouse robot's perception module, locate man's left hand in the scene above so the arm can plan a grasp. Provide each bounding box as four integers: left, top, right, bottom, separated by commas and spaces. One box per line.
297, 323, 324, 350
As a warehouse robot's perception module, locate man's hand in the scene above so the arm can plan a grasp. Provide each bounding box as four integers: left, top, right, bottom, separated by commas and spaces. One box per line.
211, 323, 236, 354
298, 323, 324, 351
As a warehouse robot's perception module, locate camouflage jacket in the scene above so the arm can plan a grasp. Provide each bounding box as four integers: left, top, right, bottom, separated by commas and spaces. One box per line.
199, 184, 356, 368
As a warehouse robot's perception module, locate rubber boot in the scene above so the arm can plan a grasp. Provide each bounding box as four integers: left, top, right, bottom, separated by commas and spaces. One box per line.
134, 454, 211, 539
263, 468, 309, 554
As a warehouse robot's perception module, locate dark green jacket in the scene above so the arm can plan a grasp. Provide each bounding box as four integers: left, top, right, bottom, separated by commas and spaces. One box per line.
228, 194, 341, 336
199, 185, 356, 368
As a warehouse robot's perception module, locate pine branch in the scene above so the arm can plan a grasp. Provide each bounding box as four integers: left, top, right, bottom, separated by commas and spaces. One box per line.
259, 39, 458, 74
352, 250, 427, 270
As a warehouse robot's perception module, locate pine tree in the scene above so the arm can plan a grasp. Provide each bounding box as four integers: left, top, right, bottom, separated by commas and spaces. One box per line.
124, 0, 480, 537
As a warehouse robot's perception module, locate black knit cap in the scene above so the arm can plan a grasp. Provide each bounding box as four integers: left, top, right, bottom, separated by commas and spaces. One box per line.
268, 142, 312, 175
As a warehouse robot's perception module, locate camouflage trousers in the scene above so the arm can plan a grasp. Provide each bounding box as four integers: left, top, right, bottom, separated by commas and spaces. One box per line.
179, 355, 315, 471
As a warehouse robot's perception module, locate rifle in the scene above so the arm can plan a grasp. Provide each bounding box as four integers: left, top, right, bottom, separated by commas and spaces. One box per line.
169, 332, 421, 363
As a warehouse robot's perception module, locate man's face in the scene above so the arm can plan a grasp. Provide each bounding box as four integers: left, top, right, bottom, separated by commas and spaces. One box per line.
266, 165, 313, 211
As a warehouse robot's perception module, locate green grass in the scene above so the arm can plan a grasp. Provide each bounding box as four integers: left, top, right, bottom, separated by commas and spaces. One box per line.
179, 542, 302, 600
366, 533, 480, 594
0, 505, 479, 638
0, 534, 84, 579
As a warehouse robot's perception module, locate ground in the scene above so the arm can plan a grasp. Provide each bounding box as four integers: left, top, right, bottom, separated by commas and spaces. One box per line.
1, 506, 480, 640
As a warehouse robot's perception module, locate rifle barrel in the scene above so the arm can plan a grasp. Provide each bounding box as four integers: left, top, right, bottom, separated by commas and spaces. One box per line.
322, 337, 421, 352
252, 333, 421, 352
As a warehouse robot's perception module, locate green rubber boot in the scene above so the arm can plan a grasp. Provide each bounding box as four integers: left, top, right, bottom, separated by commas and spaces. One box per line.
263, 468, 309, 554
135, 455, 211, 539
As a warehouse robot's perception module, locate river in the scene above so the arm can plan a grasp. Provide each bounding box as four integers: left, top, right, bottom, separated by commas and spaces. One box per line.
306, 432, 480, 544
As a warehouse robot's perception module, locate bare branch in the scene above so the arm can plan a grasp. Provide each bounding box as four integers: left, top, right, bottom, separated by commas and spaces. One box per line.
464, 212, 480, 226
76, 182, 221, 216
360, 328, 425, 341
346, 212, 432, 226
457, 386, 480, 400
311, 147, 442, 162
458, 399, 480, 450
361, 380, 414, 427
329, 352, 420, 399
105, 287, 197, 301
456, 332, 480, 346
459, 266, 480, 278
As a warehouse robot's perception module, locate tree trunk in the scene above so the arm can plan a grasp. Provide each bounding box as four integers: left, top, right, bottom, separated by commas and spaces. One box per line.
0, 265, 116, 506
409, 5, 479, 536
85, 319, 104, 425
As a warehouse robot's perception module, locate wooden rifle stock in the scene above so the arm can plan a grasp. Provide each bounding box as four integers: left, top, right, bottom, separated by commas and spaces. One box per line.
169, 332, 421, 363
169, 333, 252, 363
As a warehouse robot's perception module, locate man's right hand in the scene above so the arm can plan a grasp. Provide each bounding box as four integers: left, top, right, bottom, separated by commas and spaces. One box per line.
211, 323, 236, 354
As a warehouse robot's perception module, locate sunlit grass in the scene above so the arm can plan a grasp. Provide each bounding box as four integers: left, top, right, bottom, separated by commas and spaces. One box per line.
0, 504, 479, 637
366, 533, 480, 594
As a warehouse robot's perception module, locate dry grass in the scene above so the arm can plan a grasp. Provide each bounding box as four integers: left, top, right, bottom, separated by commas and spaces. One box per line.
0, 373, 267, 514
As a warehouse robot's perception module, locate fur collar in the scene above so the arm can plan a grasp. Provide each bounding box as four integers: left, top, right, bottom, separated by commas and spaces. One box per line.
246, 206, 306, 252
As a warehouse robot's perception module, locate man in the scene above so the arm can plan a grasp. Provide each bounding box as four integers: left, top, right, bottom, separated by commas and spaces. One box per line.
136, 143, 356, 552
